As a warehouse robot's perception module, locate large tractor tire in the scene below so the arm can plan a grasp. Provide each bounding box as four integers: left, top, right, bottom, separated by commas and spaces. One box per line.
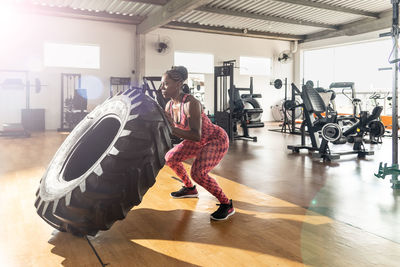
35, 88, 172, 236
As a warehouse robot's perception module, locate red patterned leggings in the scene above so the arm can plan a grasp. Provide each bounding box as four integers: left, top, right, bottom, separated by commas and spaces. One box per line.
165, 132, 229, 204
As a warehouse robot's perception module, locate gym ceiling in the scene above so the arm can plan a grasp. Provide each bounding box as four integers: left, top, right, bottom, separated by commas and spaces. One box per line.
20, 0, 391, 42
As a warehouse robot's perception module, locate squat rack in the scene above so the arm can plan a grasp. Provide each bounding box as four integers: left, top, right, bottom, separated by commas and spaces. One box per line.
0, 70, 30, 108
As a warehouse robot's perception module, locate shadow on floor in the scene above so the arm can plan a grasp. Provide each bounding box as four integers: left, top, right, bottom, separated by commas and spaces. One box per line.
48, 229, 199, 267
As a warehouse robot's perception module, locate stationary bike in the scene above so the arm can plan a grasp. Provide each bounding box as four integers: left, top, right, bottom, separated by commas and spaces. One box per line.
340, 91, 385, 145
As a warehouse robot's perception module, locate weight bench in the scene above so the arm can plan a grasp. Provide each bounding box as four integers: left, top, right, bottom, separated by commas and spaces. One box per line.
230, 85, 264, 142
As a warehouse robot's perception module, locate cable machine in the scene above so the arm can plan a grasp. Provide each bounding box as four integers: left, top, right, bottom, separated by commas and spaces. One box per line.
214, 62, 235, 140
59, 73, 87, 132
214, 60, 264, 142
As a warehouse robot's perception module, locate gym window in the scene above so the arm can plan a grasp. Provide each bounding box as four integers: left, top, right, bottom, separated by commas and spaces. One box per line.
303, 39, 392, 91
239, 56, 271, 76
174, 51, 214, 74
44, 42, 100, 69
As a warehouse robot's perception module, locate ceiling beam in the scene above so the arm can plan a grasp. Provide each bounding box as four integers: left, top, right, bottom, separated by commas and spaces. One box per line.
137, 0, 213, 34
163, 21, 305, 41
23, 4, 144, 25
303, 10, 392, 43
121, 0, 169, 5
197, 6, 338, 30
268, 0, 380, 18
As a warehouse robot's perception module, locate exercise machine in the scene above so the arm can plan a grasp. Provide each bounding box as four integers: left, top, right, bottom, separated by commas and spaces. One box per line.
287, 83, 380, 160
269, 78, 302, 134
330, 83, 385, 144
110, 77, 131, 96
142, 76, 168, 109
329, 82, 357, 116
214, 60, 264, 142
59, 73, 87, 132
188, 75, 206, 107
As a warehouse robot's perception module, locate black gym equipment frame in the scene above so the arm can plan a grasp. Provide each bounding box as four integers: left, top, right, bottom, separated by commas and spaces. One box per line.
269, 78, 302, 134
287, 83, 378, 161
374, 0, 400, 189
142, 76, 168, 109
110, 76, 131, 97
58, 73, 88, 132
328, 82, 385, 144
214, 60, 264, 142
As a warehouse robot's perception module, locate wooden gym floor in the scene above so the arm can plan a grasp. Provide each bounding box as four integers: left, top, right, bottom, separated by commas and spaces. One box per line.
0, 126, 399, 266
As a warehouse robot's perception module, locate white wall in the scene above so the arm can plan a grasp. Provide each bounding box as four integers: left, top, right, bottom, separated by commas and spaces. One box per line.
0, 14, 293, 128
0, 14, 136, 130
144, 28, 293, 121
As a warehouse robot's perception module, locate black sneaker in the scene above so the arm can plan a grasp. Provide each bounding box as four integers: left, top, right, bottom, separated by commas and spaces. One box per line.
170, 185, 199, 198
210, 199, 235, 221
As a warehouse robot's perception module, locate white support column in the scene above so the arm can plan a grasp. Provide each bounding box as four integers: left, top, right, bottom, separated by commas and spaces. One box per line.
134, 33, 146, 86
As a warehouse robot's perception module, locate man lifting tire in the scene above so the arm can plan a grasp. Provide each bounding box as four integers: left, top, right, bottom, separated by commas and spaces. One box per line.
162, 66, 235, 221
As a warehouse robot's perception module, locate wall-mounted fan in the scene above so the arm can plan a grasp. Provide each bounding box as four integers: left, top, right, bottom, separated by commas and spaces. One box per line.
278, 50, 293, 63
154, 35, 172, 55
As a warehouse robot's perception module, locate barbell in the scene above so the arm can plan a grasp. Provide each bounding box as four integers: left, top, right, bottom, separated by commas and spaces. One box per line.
0, 78, 44, 93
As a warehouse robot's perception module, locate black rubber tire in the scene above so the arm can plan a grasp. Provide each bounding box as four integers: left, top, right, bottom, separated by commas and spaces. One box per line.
34, 88, 172, 236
